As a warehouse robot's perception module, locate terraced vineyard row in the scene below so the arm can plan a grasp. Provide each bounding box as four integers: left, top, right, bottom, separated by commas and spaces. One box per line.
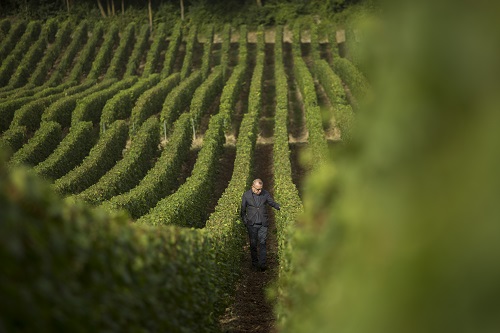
0, 18, 369, 332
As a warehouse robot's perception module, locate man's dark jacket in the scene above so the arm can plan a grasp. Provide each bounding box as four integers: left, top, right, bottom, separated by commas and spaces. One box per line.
240, 189, 280, 227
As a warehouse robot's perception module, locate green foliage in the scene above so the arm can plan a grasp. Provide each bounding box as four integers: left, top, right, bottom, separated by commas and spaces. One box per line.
105, 22, 136, 79
42, 79, 116, 128
129, 73, 180, 135
10, 80, 98, 132
34, 121, 96, 181
161, 22, 182, 78
189, 66, 224, 126
0, 156, 220, 332
76, 117, 160, 205
28, 19, 73, 87
71, 77, 137, 126
100, 74, 160, 127
87, 23, 120, 80
102, 114, 192, 219
0, 96, 34, 133
180, 25, 198, 80
7, 18, 59, 88
0, 21, 41, 87
43, 20, 89, 87
200, 24, 214, 79
142, 22, 167, 76
332, 55, 370, 102
0, 20, 26, 64
53, 120, 128, 195
239, 25, 248, 66
0, 125, 27, 154
220, 24, 231, 79
9, 121, 62, 168
315, 59, 355, 141
160, 70, 203, 131
124, 23, 150, 77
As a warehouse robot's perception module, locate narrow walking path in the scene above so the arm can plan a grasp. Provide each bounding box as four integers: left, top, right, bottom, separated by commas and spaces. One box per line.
220, 144, 278, 333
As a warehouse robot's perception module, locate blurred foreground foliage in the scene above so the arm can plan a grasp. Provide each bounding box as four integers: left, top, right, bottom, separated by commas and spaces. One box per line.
279, 0, 500, 332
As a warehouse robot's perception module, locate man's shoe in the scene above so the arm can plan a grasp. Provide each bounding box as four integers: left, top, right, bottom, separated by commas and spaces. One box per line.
251, 264, 259, 272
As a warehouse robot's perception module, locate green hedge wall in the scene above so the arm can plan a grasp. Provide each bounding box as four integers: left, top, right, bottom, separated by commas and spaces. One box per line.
0, 157, 220, 332
42, 79, 116, 128
53, 120, 128, 195
102, 113, 192, 219
0, 21, 42, 87
8, 121, 62, 168
43, 20, 89, 87
200, 25, 214, 79
104, 22, 136, 79
7, 19, 58, 89
34, 121, 96, 181
0, 125, 27, 154
86, 23, 120, 80
100, 74, 160, 127
220, 24, 231, 79
142, 22, 167, 76
28, 20, 73, 87
71, 77, 137, 126
0, 20, 27, 65
129, 73, 180, 135
75, 116, 160, 205
159, 70, 203, 131
332, 55, 370, 103
180, 25, 198, 80
315, 59, 355, 141
161, 22, 182, 78
124, 23, 150, 77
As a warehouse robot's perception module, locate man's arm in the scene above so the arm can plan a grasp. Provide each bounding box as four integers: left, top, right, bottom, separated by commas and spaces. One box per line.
265, 192, 280, 210
240, 193, 247, 222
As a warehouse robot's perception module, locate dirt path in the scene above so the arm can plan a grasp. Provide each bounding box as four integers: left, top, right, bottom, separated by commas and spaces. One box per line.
219, 40, 279, 333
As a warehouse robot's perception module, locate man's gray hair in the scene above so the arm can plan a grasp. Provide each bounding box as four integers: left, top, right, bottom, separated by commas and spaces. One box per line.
252, 179, 263, 186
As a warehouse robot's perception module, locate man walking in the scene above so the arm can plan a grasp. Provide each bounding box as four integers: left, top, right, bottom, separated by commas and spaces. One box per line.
240, 179, 280, 271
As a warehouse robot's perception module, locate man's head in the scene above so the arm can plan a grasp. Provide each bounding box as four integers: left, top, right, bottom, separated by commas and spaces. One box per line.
251, 179, 263, 195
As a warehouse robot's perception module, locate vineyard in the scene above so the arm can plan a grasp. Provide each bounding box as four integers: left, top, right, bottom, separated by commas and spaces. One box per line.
2, 3, 499, 332
0, 18, 367, 332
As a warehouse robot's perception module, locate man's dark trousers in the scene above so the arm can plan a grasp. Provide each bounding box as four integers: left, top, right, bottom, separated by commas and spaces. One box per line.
246, 223, 268, 268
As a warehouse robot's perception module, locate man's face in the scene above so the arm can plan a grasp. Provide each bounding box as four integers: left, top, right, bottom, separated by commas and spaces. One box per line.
252, 183, 263, 195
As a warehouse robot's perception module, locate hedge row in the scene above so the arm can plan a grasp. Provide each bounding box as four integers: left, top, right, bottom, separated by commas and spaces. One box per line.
180, 25, 198, 80
0, 20, 26, 65
86, 23, 120, 80
101, 113, 192, 219
273, 25, 304, 327
161, 22, 182, 78
42, 79, 116, 128
203, 44, 263, 311
34, 121, 96, 181
0, 21, 42, 87
142, 22, 167, 76
44, 20, 89, 87
53, 120, 128, 195
8, 121, 62, 168
239, 25, 248, 67
0, 96, 35, 133
310, 24, 321, 64
0, 19, 10, 37
332, 55, 370, 103
124, 23, 150, 77
104, 22, 136, 79
7, 19, 58, 89
137, 61, 248, 227
0, 161, 220, 332
160, 70, 203, 131
315, 59, 355, 141
136, 112, 225, 227
220, 24, 231, 79
10, 80, 98, 132
71, 76, 137, 126
75, 117, 160, 205
100, 74, 160, 127
28, 20, 73, 87
189, 65, 223, 126
293, 25, 328, 167
200, 25, 214, 79
0, 125, 27, 153
129, 73, 180, 135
